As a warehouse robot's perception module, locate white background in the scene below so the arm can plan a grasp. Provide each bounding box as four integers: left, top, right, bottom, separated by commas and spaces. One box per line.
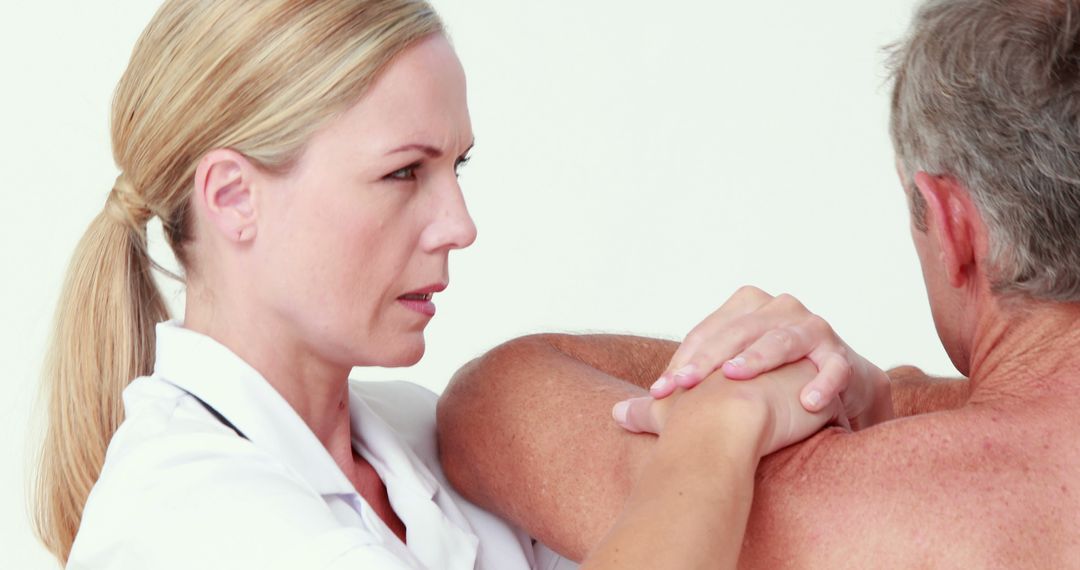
1, 0, 943, 566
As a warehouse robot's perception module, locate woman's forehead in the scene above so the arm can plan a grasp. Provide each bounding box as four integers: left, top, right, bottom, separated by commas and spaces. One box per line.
317, 35, 472, 159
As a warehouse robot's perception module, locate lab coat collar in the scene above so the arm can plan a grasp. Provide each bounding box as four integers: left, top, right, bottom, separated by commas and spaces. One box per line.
349, 391, 438, 500
153, 321, 480, 569
152, 321, 357, 497
349, 389, 480, 569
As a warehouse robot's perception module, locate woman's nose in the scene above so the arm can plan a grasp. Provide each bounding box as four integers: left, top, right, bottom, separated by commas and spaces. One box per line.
420, 180, 477, 252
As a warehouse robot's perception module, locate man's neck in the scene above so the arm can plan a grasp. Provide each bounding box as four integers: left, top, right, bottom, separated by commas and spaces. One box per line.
967, 299, 1080, 405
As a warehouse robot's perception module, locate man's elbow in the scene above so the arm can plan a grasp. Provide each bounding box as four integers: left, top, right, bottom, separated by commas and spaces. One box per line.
440, 333, 565, 405
435, 334, 560, 501
436, 357, 490, 504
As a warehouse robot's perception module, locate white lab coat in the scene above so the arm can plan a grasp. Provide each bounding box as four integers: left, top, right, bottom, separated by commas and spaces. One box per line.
68, 321, 576, 570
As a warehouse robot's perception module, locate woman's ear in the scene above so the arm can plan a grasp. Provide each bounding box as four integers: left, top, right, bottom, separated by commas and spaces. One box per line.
194, 149, 259, 243
912, 171, 979, 289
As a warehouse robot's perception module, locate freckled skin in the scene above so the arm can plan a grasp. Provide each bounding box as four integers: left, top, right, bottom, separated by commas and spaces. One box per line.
742, 391, 1080, 567
438, 313, 1080, 567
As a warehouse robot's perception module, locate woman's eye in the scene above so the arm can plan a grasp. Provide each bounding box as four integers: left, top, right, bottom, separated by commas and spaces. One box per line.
386, 164, 419, 181
454, 155, 471, 177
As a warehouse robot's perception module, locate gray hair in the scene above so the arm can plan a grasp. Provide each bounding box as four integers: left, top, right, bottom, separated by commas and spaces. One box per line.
889, 0, 1080, 301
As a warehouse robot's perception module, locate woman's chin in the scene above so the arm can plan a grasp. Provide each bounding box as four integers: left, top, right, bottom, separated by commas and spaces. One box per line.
372, 339, 426, 368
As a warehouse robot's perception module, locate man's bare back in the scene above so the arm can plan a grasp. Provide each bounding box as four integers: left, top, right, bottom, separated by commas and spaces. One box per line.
747, 395, 1080, 566
436, 309, 1080, 567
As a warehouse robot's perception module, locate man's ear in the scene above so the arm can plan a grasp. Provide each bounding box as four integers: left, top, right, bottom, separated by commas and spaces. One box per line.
194, 149, 259, 243
913, 171, 979, 289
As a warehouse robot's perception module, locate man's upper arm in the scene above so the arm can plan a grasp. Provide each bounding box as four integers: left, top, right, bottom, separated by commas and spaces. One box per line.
437, 334, 659, 559
436, 333, 958, 565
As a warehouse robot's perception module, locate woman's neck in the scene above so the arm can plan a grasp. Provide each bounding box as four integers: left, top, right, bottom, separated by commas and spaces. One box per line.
183, 295, 356, 463
184, 299, 407, 541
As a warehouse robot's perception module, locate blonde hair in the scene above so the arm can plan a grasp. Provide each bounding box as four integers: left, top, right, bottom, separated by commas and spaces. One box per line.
34, 0, 443, 562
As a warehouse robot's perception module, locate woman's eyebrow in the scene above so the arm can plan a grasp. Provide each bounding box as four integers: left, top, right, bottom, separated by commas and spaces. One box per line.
386, 143, 442, 158
386, 140, 475, 158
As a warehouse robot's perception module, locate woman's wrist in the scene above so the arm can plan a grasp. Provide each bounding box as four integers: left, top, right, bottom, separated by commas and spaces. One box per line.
588, 390, 767, 570
654, 386, 772, 464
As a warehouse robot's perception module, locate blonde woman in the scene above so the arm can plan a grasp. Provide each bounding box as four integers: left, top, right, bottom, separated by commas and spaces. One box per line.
34, 1, 843, 568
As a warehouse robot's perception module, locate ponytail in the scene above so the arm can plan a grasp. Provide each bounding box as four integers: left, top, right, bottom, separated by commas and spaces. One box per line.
34, 177, 168, 563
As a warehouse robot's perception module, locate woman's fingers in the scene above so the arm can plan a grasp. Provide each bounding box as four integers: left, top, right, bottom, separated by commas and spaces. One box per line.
621, 363, 847, 455
649, 362, 702, 398
650, 287, 872, 426
716, 311, 859, 415
832, 407, 853, 432
720, 326, 815, 380
799, 351, 853, 412
613, 396, 666, 434
834, 357, 892, 429
651, 287, 774, 398
721, 311, 833, 379
753, 362, 846, 455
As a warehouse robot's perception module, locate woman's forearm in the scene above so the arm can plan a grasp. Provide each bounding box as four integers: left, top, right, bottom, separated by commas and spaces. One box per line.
581, 400, 766, 570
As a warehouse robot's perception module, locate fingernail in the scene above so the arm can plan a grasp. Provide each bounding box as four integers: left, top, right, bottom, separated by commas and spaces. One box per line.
725, 356, 747, 369
805, 390, 822, 409
650, 377, 672, 395
672, 364, 696, 381
612, 401, 630, 424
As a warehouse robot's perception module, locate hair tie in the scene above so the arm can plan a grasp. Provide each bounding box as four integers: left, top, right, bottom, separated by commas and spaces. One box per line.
106, 174, 153, 229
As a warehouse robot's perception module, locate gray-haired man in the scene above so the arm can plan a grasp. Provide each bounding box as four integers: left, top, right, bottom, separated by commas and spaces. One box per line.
438, 0, 1080, 566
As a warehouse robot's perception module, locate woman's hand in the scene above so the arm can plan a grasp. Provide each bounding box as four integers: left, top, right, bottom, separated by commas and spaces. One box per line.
614, 361, 843, 457
585, 361, 838, 570
648, 286, 893, 429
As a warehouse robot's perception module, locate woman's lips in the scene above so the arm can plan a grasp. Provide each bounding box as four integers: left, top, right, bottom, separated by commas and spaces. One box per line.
397, 292, 436, 316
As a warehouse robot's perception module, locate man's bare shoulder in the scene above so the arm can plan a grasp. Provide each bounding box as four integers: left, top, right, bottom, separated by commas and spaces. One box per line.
741, 405, 1080, 568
